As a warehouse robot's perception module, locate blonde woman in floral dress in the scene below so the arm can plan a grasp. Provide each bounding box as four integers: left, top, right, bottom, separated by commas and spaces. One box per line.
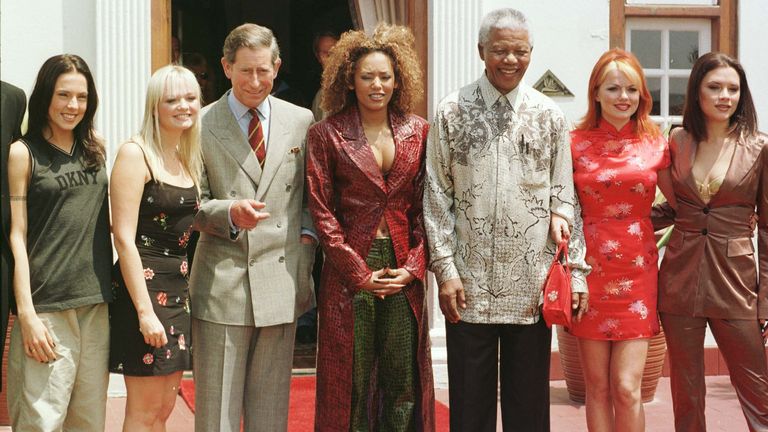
569, 49, 676, 432
109, 65, 202, 431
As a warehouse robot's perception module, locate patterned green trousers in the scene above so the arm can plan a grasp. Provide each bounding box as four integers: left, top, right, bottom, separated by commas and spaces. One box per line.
351, 238, 418, 432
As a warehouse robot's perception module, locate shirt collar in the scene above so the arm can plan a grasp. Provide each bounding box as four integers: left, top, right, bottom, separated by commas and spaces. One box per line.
478, 73, 525, 112
227, 90, 271, 122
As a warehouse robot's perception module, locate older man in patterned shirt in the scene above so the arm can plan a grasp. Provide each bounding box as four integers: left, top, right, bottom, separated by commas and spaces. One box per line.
424, 8, 590, 432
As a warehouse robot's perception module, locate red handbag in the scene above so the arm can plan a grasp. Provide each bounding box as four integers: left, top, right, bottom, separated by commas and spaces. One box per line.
541, 242, 572, 329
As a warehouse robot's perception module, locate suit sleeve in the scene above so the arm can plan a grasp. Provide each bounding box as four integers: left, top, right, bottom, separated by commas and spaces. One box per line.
306, 125, 371, 288
402, 121, 429, 281
756, 137, 768, 318
191, 160, 238, 240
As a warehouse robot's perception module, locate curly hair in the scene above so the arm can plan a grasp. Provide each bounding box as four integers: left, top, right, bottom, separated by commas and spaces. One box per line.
320, 23, 424, 116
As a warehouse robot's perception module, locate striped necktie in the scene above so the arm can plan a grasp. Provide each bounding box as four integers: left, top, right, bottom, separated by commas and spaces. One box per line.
248, 109, 266, 167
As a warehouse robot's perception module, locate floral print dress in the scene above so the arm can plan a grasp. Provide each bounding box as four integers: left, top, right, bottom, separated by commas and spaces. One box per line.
569, 120, 669, 340
109, 180, 198, 375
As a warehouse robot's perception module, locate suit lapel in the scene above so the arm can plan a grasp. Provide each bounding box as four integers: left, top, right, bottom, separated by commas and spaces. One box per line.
337, 108, 387, 193
256, 96, 289, 200
208, 95, 263, 187
710, 135, 758, 204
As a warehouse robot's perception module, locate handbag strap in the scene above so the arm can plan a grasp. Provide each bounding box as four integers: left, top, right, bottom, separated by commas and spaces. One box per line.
551, 241, 569, 267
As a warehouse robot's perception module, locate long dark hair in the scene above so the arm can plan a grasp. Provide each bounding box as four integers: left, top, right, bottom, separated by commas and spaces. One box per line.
682, 52, 758, 142
26, 54, 105, 170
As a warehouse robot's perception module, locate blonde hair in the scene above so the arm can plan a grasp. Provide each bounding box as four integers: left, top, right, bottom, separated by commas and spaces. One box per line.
136, 65, 203, 192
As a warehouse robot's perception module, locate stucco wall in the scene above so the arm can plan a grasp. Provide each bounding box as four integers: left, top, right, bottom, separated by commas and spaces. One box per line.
740, 0, 768, 128
481, 0, 610, 126
1, 0, 97, 96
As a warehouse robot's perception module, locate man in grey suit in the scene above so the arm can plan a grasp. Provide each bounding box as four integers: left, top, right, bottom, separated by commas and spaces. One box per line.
1, 81, 26, 390
189, 23, 316, 431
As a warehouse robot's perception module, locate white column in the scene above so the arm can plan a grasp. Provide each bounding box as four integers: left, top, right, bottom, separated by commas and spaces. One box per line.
427, 0, 484, 388
95, 0, 152, 164
428, 0, 484, 117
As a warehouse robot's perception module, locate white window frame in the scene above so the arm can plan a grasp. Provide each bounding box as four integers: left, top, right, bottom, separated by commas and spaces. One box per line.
626, 18, 711, 131
626, 0, 716, 5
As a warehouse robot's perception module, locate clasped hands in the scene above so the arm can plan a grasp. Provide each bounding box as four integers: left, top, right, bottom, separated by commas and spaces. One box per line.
361, 268, 414, 299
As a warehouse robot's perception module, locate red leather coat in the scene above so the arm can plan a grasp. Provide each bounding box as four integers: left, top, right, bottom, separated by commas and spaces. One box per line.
306, 106, 434, 431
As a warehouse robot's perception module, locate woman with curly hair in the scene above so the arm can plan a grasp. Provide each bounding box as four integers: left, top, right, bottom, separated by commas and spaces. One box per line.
6, 54, 112, 431
306, 23, 435, 431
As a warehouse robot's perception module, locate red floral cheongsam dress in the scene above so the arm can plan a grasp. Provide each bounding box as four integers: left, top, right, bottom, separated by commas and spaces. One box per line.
569, 119, 669, 340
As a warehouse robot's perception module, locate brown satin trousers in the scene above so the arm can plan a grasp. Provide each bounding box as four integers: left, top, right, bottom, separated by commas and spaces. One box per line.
661, 312, 768, 432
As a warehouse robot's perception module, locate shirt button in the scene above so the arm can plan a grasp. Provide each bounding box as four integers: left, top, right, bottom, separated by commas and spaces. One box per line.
249, 259, 256, 266
277, 223, 282, 228
703, 207, 710, 214
701, 229, 708, 235
278, 256, 285, 263
286, 184, 292, 191
230, 191, 237, 197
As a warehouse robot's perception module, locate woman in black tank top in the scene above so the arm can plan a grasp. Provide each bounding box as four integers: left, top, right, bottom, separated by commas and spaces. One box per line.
108, 65, 202, 431
6, 54, 112, 431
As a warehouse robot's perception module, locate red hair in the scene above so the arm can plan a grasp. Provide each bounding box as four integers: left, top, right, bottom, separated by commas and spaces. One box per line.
575, 49, 660, 137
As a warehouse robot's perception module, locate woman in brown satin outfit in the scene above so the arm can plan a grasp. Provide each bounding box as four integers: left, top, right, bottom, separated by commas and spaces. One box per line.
306, 24, 434, 431
656, 52, 768, 431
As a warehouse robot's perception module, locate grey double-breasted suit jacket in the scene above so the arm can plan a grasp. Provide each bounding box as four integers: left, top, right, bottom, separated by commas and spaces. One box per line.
189, 93, 315, 327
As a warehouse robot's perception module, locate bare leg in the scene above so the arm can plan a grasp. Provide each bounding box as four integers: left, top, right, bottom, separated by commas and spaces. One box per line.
609, 339, 648, 432
579, 338, 614, 432
123, 371, 184, 432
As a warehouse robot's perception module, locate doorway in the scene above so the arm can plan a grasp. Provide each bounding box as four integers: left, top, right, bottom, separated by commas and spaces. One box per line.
171, 0, 354, 108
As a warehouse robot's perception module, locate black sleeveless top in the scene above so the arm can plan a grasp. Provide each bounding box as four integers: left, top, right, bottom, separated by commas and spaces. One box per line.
21, 135, 112, 313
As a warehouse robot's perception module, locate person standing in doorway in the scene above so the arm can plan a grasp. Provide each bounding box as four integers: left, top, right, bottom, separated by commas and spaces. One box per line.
189, 23, 316, 432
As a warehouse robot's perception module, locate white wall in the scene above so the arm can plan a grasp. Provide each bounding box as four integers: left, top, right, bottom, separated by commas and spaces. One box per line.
739, 0, 768, 129
474, 0, 610, 125
1, 0, 97, 96
1, 0, 152, 162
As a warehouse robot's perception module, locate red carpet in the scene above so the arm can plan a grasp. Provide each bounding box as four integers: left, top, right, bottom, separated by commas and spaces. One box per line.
180, 376, 451, 431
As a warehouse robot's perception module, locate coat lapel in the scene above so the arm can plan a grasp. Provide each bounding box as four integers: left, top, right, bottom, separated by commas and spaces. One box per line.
208, 94, 263, 188
385, 112, 417, 193
337, 107, 387, 193
256, 96, 289, 200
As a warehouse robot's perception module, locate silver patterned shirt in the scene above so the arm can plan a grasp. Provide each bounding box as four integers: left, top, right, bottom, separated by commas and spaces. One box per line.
424, 75, 590, 324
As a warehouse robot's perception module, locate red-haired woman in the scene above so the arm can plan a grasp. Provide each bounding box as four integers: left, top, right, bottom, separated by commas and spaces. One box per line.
569, 49, 675, 431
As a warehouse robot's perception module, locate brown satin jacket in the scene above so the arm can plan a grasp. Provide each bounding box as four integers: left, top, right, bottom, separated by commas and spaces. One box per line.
306, 106, 434, 431
656, 128, 768, 319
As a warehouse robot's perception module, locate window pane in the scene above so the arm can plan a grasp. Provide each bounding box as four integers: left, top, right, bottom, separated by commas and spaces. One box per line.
670, 31, 699, 69
647, 77, 661, 116
669, 77, 688, 115
631, 30, 661, 69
